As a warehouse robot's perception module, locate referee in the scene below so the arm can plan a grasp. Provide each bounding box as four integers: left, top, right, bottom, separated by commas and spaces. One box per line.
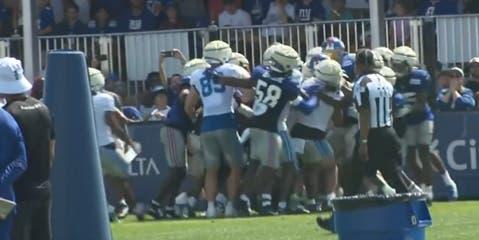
353, 49, 420, 194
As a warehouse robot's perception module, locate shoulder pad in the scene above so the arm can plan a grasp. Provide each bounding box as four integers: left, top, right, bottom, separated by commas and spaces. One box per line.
216, 63, 251, 79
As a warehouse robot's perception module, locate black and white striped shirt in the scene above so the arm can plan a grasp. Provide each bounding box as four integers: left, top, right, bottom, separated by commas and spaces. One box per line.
353, 73, 394, 128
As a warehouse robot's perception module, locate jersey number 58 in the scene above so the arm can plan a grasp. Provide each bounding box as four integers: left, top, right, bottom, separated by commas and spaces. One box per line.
253, 80, 282, 115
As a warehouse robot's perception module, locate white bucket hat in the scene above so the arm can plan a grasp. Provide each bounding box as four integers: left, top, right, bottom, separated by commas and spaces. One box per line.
0, 57, 32, 94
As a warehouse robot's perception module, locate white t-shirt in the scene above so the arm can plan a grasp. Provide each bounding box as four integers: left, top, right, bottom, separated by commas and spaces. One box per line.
149, 106, 171, 121
218, 9, 252, 27
263, 2, 295, 25
191, 63, 250, 117
93, 92, 116, 147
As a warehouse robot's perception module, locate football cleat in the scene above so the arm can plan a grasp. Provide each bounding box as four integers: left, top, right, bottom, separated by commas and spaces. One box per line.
147, 200, 165, 220
206, 205, 217, 218
132, 203, 146, 221
115, 201, 129, 220
446, 182, 459, 201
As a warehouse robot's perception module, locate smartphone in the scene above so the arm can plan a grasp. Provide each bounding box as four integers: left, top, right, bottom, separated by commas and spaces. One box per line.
161, 50, 175, 57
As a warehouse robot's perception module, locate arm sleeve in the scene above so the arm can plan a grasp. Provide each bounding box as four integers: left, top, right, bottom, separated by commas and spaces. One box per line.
353, 80, 369, 109
292, 96, 318, 114
0, 127, 27, 186
454, 90, 476, 110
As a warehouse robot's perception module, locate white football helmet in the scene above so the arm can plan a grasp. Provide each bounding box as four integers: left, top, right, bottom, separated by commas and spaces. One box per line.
203, 40, 232, 65
379, 66, 397, 86
391, 46, 418, 77
183, 58, 210, 76
262, 43, 283, 65
229, 52, 250, 70
373, 47, 394, 67
268, 45, 299, 74
88, 68, 105, 92
312, 59, 342, 90
305, 47, 323, 63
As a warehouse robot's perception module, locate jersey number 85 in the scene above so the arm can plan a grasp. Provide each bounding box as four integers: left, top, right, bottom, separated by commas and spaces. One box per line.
200, 77, 225, 97
253, 79, 282, 115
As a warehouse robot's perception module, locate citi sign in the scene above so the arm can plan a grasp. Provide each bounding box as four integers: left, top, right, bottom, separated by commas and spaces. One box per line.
433, 139, 478, 171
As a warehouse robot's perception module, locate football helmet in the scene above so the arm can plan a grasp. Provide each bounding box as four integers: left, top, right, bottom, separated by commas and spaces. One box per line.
183, 58, 211, 76
391, 46, 418, 78
268, 45, 300, 74
203, 40, 232, 65
373, 47, 394, 67
312, 59, 342, 90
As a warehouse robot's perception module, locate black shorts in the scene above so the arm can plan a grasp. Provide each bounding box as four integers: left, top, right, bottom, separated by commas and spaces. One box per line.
365, 127, 403, 177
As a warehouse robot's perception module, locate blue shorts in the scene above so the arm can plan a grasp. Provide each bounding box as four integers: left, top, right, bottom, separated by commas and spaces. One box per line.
302, 139, 335, 163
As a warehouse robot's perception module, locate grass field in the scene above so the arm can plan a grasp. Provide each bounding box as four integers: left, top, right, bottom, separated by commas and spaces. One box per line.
111, 201, 479, 240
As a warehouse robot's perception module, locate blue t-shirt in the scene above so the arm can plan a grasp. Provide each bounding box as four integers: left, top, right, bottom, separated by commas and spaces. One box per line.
418, 0, 458, 16
341, 53, 356, 80
295, 1, 325, 22
38, 6, 55, 32
119, 8, 157, 32
436, 87, 476, 111
0, 108, 28, 201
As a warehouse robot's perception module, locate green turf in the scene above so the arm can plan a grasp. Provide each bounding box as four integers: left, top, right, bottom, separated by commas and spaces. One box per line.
111, 201, 479, 240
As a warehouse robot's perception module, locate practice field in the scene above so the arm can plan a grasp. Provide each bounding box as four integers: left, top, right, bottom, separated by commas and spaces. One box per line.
112, 201, 479, 240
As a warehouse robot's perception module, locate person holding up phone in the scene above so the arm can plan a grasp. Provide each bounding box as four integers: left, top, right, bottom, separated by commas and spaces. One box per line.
159, 49, 187, 105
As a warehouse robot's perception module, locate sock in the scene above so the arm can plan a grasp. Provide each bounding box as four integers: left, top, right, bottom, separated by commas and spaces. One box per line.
188, 197, 197, 208
207, 201, 215, 210
278, 201, 287, 209
441, 171, 455, 186
240, 194, 251, 206
226, 201, 234, 209
261, 194, 272, 207
325, 193, 336, 202
306, 198, 316, 205
175, 192, 188, 205
216, 193, 228, 205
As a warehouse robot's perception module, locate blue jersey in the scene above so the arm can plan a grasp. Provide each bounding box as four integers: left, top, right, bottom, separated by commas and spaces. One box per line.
251, 66, 300, 133
88, 20, 118, 34
395, 68, 434, 125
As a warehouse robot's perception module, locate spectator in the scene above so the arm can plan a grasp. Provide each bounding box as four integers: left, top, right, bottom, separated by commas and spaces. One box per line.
50, 0, 64, 23
158, 3, 184, 30
138, 72, 160, 117
88, 7, 118, 33
55, 3, 88, 34
146, 86, 171, 121
176, 0, 209, 27
295, 0, 325, 23
263, 0, 295, 25
0, 58, 54, 240
419, 0, 458, 16
436, 67, 476, 111
0, 3, 13, 37
158, 49, 187, 105
326, 0, 354, 20
37, 0, 55, 35
31, 77, 45, 100
464, 0, 479, 14
389, 0, 416, 46
0, 58, 41, 240
119, 0, 157, 32
243, 0, 272, 25
218, 0, 252, 27
466, 57, 479, 105
72, 0, 91, 24
91, 0, 130, 19
207, 0, 224, 23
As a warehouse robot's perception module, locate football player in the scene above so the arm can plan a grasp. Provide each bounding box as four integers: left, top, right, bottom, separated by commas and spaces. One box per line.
321, 37, 356, 79
391, 46, 458, 201
291, 59, 344, 212
223, 45, 317, 215
185, 40, 250, 218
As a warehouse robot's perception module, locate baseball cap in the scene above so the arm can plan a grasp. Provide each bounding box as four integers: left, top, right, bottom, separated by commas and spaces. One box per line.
449, 67, 464, 77
0, 57, 32, 94
151, 85, 167, 94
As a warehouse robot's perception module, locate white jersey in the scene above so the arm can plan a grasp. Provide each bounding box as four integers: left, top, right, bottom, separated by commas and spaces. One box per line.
278, 69, 303, 132
297, 78, 344, 132
93, 92, 116, 146
191, 63, 251, 117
